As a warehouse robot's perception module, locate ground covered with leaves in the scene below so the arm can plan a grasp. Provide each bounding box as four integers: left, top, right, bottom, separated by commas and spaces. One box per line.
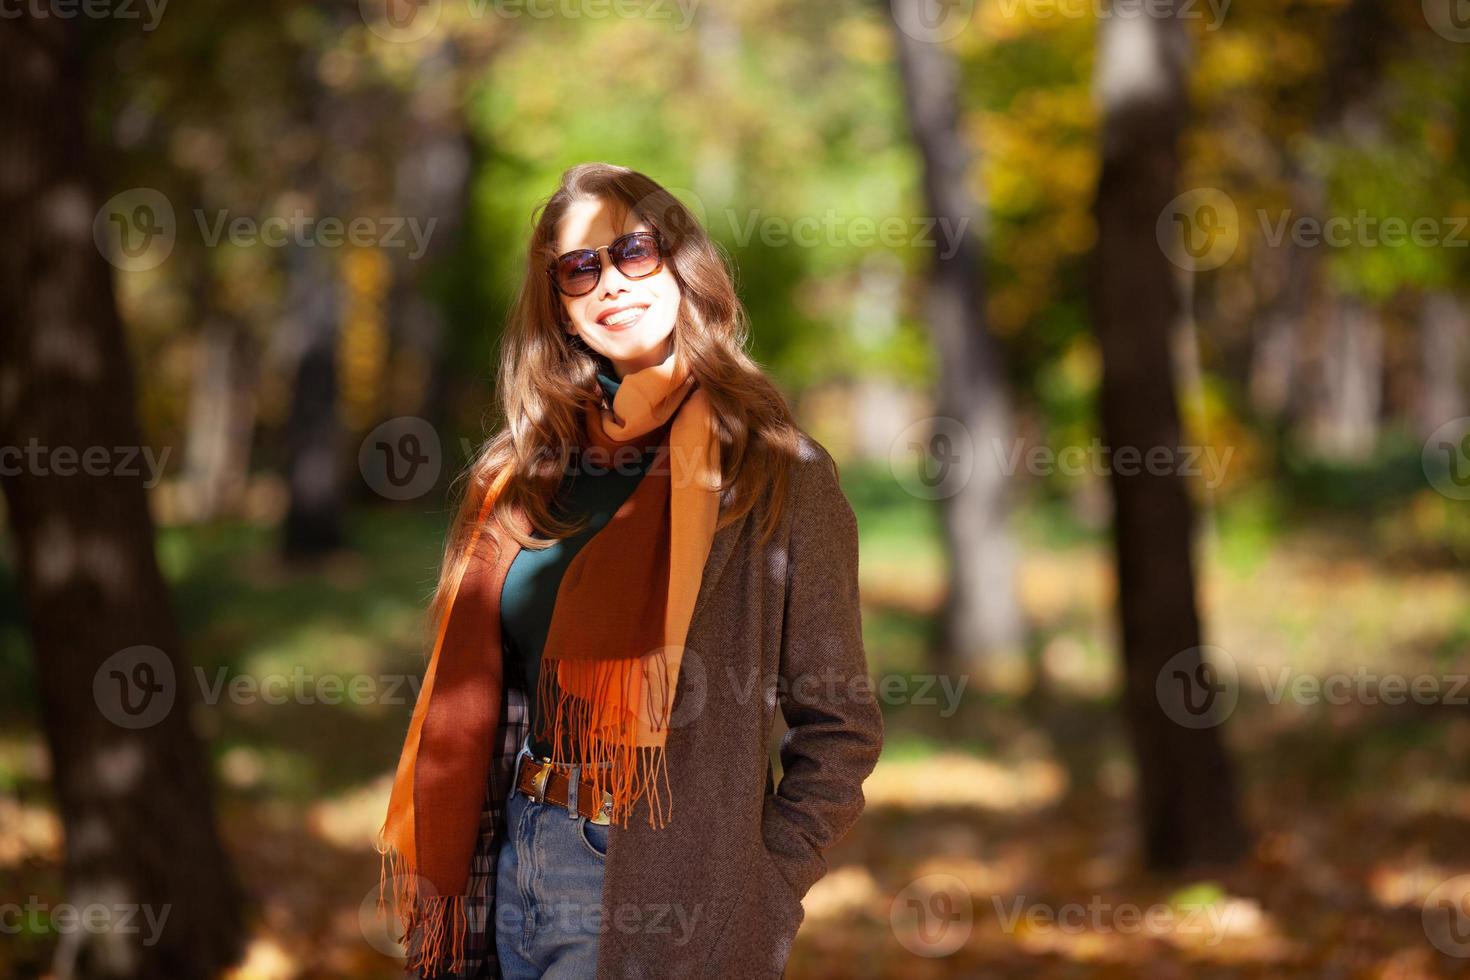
2, 476, 1467, 978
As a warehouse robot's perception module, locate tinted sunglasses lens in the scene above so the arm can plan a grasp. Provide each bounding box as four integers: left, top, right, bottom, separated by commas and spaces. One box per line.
612, 234, 661, 279
556, 251, 601, 296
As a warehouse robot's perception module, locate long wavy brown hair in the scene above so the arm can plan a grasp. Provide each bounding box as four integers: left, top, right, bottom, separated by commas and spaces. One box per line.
426, 162, 802, 630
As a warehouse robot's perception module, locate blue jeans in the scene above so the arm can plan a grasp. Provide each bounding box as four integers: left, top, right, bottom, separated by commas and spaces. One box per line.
495, 737, 611, 979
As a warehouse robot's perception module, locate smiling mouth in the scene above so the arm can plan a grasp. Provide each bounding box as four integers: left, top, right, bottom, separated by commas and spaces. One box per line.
598, 305, 648, 329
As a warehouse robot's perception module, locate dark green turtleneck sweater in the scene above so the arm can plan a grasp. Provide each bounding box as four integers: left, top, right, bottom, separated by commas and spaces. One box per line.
499, 364, 662, 761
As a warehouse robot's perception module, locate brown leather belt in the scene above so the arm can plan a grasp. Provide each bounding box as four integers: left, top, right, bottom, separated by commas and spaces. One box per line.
515, 756, 614, 825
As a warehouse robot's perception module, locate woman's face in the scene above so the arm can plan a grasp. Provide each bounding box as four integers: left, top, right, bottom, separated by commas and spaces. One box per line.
555, 197, 681, 378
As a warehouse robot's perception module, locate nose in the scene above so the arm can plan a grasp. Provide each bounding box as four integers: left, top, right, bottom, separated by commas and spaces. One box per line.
599, 251, 633, 296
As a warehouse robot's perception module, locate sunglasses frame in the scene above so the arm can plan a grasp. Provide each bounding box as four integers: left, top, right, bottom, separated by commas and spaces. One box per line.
547, 229, 667, 297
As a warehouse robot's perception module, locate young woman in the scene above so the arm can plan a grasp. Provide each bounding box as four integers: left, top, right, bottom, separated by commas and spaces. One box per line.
377, 162, 883, 979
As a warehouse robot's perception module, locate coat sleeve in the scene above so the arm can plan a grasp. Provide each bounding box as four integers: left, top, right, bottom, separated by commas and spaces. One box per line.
761, 441, 885, 901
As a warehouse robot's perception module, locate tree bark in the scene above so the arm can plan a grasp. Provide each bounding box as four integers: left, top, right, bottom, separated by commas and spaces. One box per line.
1306, 295, 1382, 460
281, 240, 346, 556
279, 37, 351, 557
1089, 2, 1249, 869
1418, 292, 1469, 439
181, 317, 257, 521
1289, 0, 1394, 458
0, 16, 244, 978
889, 1, 1027, 680
385, 36, 472, 438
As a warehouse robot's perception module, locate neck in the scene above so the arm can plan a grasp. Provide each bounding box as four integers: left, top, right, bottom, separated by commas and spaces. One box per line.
607, 337, 674, 380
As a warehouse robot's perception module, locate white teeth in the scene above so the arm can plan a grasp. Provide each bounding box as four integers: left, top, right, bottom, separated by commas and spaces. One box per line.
602, 306, 646, 327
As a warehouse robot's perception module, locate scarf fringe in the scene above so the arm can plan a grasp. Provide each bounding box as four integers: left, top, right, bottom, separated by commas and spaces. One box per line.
375, 837, 469, 977
536, 652, 676, 829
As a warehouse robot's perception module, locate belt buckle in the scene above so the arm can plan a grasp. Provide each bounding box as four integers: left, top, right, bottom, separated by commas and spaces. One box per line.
527, 763, 551, 804
589, 790, 613, 826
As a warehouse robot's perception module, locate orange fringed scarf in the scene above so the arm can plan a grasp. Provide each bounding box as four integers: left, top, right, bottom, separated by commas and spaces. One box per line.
375, 348, 722, 976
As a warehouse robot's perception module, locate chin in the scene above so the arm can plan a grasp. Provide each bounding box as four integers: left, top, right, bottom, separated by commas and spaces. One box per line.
595, 315, 676, 364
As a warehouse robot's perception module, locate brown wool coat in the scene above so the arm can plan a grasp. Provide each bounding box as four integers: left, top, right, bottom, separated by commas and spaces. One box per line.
425, 432, 884, 979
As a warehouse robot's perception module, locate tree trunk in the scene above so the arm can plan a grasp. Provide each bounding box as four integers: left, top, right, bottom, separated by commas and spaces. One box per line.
889, 0, 1026, 682
281, 241, 345, 556
181, 317, 257, 521
279, 35, 353, 558
385, 36, 472, 437
1288, 0, 1394, 459
1089, 2, 1249, 869
1305, 296, 1382, 460
0, 17, 244, 978
1248, 233, 1312, 424
1418, 292, 1469, 439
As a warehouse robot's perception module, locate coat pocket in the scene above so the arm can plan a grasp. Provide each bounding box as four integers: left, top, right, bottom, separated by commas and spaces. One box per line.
703, 844, 805, 978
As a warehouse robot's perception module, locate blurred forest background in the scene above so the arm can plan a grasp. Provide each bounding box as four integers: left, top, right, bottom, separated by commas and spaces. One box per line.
3, 0, 1470, 976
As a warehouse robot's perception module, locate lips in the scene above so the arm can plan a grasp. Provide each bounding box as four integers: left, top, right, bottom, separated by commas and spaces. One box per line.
597, 303, 649, 329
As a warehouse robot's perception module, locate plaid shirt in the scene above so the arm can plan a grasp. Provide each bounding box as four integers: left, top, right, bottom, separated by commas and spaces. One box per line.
409, 670, 529, 980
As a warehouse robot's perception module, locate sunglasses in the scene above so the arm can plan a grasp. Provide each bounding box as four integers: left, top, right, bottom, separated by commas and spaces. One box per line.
548, 230, 666, 297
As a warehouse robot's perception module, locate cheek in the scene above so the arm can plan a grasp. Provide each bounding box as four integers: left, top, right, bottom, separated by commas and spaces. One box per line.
651, 273, 682, 312
564, 296, 591, 329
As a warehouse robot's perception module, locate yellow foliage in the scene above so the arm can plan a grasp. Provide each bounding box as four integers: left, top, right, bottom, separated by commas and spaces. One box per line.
1195, 34, 1265, 91
337, 247, 391, 433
